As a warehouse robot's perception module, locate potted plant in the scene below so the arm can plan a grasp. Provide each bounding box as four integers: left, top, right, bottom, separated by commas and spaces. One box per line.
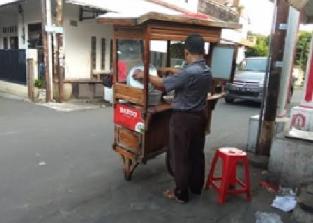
33, 78, 46, 101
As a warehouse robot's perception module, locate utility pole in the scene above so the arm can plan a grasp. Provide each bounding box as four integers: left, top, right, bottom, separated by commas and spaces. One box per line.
56, 0, 64, 102
256, 0, 290, 155
46, 0, 54, 102
41, 0, 51, 102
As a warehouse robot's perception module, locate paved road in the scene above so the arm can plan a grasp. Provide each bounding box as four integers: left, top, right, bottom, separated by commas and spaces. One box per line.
0, 96, 295, 223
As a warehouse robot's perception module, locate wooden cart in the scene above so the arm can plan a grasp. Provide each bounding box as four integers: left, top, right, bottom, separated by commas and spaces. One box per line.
98, 12, 240, 180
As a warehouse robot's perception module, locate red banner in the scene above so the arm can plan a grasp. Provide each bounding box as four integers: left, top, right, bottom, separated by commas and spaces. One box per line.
114, 104, 144, 133
305, 55, 313, 102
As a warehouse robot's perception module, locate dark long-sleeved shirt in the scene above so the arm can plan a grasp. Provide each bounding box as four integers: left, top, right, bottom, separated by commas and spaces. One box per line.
164, 59, 212, 111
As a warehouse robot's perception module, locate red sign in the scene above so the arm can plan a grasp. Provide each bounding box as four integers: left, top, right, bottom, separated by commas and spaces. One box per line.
291, 113, 306, 129
114, 104, 144, 133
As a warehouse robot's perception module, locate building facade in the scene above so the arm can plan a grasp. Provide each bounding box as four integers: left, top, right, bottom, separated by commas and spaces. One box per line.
0, 0, 244, 100
0, 0, 113, 80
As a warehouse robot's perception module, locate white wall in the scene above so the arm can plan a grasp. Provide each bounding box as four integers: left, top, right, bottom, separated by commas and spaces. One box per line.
221, 9, 249, 43
63, 4, 113, 79
20, 0, 42, 49
166, 0, 199, 13
221, 4, 250, 64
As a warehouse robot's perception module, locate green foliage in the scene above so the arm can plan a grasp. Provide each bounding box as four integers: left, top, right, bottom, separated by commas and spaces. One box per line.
295, 31, 312, 71
244, 32, 311, 71
34, 78, 45, 89
245, 34, 269, 57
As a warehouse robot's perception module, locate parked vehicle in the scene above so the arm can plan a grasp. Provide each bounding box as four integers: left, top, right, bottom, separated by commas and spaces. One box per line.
225, 57, 267, 103
225, 57, 296, 104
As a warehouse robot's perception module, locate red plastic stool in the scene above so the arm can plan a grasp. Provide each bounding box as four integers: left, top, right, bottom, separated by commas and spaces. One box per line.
205, 147, 251, 204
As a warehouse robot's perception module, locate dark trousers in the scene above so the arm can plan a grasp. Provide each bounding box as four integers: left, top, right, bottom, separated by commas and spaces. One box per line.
167, 110, 206, 201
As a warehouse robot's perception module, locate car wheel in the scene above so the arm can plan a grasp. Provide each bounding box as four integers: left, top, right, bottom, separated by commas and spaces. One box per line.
225, 97, 234, 103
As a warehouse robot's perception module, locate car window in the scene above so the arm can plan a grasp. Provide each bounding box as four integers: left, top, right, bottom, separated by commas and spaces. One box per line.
241, 58, 267, 72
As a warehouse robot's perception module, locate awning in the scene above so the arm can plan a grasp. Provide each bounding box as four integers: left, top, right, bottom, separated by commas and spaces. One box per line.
66, 0, 223, 21
65, 0, 181, 17
98, 11, 241, 30
66, 0, 241, 29
0, 0, 22, 7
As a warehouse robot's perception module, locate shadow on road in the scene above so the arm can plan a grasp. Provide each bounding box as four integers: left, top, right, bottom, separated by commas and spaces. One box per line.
223, 100, 261, 108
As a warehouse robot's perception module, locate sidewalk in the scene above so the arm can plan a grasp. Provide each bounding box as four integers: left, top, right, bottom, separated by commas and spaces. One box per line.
0, 91, 108, 112
37, 102, 105, 112
0, 91, 27, 101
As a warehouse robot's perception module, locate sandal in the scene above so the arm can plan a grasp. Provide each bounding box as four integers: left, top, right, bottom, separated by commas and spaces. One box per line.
163, 189, 187, 204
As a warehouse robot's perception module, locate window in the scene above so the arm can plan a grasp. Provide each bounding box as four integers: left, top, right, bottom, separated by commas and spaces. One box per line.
28, 23, 42, 49
101, 38, 106, 70
10, 37, 18, 49
2, 26, 17, 34
241, 58, 267, 72
3, 37, 8, 49
91, 36, 97, 71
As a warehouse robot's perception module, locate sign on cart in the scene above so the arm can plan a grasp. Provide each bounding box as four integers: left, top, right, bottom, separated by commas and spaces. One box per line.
114, 104, 144, 133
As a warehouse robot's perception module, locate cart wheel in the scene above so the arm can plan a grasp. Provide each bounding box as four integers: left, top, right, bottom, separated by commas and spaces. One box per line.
124, 170, 133, 181
225, 96, 234, 104
122, 157, 137, 181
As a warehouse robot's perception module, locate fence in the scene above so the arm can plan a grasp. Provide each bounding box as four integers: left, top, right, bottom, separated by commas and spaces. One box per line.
0, 50, 27, 84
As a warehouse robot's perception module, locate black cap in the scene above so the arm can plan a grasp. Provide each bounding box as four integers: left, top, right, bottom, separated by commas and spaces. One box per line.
184, 34, 205, 55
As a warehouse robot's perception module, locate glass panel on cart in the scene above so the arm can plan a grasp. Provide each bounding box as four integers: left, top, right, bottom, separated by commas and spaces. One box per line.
150, 40, 168, 69
169, 41, 185, 68
117, 40, 143, 84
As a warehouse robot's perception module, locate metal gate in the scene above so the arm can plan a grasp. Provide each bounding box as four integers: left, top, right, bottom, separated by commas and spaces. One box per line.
0, 50, 27, 84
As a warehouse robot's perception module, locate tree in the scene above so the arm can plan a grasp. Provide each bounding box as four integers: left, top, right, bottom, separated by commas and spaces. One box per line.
295, 31, 312, 71
245, 34, 269, 57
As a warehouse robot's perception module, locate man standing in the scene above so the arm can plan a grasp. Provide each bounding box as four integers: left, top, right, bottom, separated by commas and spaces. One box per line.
134, 34, 212, 203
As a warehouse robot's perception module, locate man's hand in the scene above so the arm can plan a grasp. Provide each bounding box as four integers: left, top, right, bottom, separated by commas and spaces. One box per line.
158, 67, 180, 77
133, 69, 144, 80
132, 69, 165, 91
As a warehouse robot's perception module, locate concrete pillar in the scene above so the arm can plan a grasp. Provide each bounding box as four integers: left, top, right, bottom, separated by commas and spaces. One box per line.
16, 3, 27, 49
277, 6, 300, 116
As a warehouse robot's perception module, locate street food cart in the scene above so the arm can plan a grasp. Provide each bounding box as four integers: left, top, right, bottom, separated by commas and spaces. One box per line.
98, 12, 240, 180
